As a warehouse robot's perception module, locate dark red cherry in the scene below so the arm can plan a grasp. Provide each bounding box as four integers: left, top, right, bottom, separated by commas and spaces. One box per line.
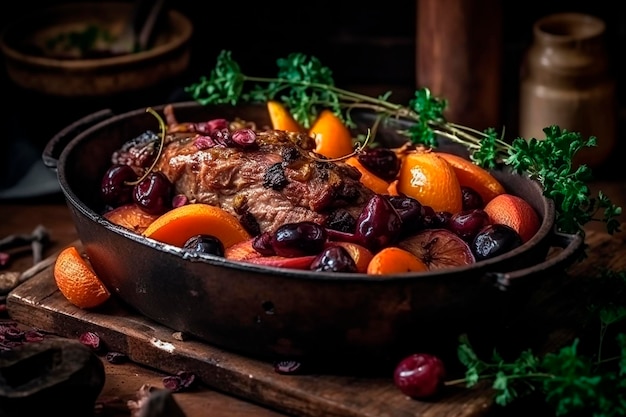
354, 194, 403, 251
448, 209, 490, 241
357, 147, 401, 181
393, 353, 446, 399
101, 164, 137, 207
461, 186, 484, 210
133, 171, 173, 215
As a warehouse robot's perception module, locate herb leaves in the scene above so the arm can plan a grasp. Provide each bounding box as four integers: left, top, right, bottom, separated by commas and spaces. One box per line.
185, 50, 622, 236
454, 269, 626, 417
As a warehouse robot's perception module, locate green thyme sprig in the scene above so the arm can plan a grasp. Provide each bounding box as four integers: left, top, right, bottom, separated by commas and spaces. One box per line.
185, 50, 622, 236
451, 269, 626, 417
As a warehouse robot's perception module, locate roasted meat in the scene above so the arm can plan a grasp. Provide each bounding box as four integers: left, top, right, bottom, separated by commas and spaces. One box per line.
112, 106, 374, 235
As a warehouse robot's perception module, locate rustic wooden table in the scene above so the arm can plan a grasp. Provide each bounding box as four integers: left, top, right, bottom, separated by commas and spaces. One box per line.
0, 193, 286, 417
1, 176, 625, 417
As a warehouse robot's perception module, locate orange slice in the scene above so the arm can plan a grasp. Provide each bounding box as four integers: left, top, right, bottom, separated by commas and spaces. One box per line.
436, 152, 506, 204
267, 100, 306, 133
103, 203, 160, 234
142, 203, 251, 248
397, 149, 463, 213
309, 109, 355, 159
345, 156, 391, 194
54, 246, 111, 309
367, 246, 429, 275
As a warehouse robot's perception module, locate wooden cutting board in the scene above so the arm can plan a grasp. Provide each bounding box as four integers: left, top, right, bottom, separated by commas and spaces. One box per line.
6, 230, 626, 417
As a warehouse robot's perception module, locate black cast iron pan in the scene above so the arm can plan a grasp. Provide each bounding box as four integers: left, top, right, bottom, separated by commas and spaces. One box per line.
42, 102, 584, 369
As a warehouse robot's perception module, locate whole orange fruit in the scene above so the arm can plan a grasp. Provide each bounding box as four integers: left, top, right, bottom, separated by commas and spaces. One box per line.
483, 193, 541, 243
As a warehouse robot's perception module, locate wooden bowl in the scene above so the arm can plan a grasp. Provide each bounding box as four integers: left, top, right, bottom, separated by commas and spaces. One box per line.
0, 2, 193, 97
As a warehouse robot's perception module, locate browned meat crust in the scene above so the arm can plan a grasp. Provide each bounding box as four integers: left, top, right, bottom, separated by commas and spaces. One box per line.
147, 109, 374, 235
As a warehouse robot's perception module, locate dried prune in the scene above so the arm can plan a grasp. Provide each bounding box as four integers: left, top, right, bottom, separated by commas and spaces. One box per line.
183, 234, 225, 257
310, 245, 358, 273
271, 222, 328, 257
471, 223, 523, 261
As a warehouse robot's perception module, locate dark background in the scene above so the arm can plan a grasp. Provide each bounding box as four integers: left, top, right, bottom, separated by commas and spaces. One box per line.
2, 0, 625, 187
3, 1, 625, 124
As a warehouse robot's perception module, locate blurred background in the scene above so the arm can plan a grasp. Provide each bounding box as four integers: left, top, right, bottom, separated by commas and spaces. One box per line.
1, 0, 625, 197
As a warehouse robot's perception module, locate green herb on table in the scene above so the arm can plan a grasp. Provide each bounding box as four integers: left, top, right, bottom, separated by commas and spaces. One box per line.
450, 268, 626, 417
185, 50, 622, 236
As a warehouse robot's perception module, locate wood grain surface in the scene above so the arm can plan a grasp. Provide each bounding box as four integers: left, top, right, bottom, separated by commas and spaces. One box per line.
6, 227, 626, 417
7, 250, 493, 417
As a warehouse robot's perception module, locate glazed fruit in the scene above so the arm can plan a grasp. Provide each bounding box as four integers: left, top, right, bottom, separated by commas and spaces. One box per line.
483, 193, 541, 243
356, 146, 401, 181
448, 209, 490, 242
252, 231, 275, 256
385, 195, 426, 236
267, 100, 306, 133
329, 242, 374, 273
103, 203, 160, 233
309, 109, 354, 159
226, 238, 316, 269
326, 194, 403, 252
310, 245, 358, 272
436, 151, 505, 204
353, 194, 403, 251
366, 247, 429, 274
398, 228, 476, 270
344, 156, 390, 195
270, 221, 328, 258
396, 149, 463, 214
142, 203, 251, 248
133, 171, 174, 215
471, 223, 524, 261
460, 185, 484, 210
183, 234, 225, 257
393, 353, 446, 399
101, 164, 137, 207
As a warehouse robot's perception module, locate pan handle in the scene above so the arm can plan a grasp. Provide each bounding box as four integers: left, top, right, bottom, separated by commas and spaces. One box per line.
42, 109, 115, 170
488, 230, 585, 291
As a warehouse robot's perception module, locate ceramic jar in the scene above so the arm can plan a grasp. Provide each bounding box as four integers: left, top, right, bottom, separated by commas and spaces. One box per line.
518, 12, 617, 168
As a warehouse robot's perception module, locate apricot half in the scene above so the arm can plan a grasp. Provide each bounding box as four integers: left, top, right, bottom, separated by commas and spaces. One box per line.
142, 203, 251, 248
